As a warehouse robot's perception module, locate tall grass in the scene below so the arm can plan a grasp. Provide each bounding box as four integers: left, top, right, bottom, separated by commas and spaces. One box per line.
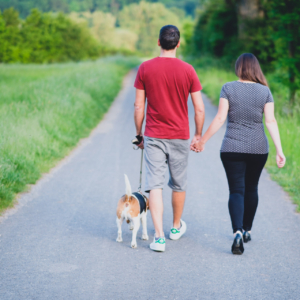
192, 62, 300, 211
0, 56, 139, 211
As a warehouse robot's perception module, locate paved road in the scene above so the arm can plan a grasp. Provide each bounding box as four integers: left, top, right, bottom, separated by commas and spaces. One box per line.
0, 70, 300, 300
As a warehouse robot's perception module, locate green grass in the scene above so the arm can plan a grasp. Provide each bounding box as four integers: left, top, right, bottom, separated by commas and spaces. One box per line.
0, 56, 139, 211
192, 63, 300, 211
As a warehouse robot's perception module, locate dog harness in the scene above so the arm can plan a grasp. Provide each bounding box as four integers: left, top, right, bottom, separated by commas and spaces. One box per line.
132, 192, 147, 214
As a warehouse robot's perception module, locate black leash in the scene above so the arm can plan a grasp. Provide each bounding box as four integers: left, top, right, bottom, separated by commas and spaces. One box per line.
132, 135, 144, 191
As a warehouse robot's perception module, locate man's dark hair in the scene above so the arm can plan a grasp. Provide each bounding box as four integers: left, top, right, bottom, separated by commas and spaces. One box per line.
159, 25, 180, 50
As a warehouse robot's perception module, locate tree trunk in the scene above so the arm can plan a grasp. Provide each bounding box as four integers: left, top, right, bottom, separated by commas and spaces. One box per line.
237, 0, 263, 38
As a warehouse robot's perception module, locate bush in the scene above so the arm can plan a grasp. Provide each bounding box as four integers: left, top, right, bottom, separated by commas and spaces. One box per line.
0, 8, 104, 63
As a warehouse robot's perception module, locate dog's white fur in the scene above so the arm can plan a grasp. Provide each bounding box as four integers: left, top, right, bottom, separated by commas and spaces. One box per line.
116, 175, 149, 248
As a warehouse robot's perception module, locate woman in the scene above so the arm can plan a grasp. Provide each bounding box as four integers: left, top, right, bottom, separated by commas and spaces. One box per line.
193, 53, 286, 255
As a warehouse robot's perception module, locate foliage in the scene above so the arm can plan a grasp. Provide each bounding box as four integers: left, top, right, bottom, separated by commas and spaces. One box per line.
180, 18, 195, 55
118, 1, 181, 55
194, 0, 238, 59
192, 0, 300, 103
0, 8, 105, 63
0, 56, 140, 211
69, 10, 138, 52
190, 59, 300, 211
0, 0, 199, 18
269, 0, 300, 103
0, 1, 191, 61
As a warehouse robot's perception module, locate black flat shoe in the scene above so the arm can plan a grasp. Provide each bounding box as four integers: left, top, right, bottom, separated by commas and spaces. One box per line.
243, 231, 251, 243
231, 233, 244, 255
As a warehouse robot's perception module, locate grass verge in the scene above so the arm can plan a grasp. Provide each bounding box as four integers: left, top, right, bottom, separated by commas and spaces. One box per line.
0, 56, 139, 211
192, 62, 300, 211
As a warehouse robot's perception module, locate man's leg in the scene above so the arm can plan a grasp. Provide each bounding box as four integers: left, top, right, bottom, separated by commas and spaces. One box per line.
149, 188, 164, 237
172, 191, 186, 229
168, 139, 189, 240
144, 137, 168, 240
168, 140, 190, 229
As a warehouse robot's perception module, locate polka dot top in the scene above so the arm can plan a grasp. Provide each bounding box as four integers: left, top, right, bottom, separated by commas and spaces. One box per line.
220, 81, 274, 154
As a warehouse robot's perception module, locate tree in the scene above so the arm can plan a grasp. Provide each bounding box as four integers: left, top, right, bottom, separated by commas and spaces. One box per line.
20, 9, 100, 63
0, 0, 198, 18
69, 10, 138, 52
0, 8, 22, 62
269, 0, 300, 104
119, 1, 180, 55
194, 0, 238, 58
0, 8, 102, 63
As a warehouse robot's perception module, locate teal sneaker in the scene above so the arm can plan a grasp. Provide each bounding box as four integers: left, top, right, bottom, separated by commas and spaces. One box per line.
169, 220, 187, 240
150, 236, 166, 252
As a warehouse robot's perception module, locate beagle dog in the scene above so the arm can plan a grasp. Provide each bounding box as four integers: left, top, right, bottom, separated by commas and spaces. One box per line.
116, 175, 149, 248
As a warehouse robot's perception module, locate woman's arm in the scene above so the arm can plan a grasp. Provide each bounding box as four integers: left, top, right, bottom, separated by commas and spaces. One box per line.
264, 102, 286, 168
192, 98, 229, 152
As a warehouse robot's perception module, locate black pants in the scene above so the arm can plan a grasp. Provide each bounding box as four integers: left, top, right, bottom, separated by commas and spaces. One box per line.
221, 152, 268, 233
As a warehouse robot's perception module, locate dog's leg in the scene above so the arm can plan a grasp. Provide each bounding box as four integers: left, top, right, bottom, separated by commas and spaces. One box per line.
131, 216, 140, 248
141, 212, 149, 240
116, 217, 123, 242
128, 221, 134, 231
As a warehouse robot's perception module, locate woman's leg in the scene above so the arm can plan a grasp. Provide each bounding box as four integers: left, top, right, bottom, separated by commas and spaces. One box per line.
221, 153, 247, 233
243, 153, 268, 231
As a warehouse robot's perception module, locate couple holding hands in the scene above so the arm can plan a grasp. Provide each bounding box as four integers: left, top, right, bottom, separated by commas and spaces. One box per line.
133, 25, 285, 254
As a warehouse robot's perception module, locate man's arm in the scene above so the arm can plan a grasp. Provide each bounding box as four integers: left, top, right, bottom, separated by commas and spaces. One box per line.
190, 91, 205, 150
134, 88, 146, 149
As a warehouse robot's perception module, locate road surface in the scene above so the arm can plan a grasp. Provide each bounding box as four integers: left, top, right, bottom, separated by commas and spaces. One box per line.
0, 70, 299, 299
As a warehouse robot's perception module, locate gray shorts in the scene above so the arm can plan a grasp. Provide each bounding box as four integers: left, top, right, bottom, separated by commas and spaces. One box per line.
144, 136, 189, 193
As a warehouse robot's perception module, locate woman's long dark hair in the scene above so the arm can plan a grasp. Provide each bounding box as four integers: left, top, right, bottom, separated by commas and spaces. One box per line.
235, 53, 268, 86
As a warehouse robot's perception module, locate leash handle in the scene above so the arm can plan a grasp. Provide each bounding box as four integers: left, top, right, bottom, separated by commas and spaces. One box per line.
132, 135, 143, 150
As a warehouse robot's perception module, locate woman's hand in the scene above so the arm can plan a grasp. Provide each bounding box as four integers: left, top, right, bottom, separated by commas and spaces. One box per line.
276, 151, 286, 168
192, 139, 205, 153
190, 134, 201, 151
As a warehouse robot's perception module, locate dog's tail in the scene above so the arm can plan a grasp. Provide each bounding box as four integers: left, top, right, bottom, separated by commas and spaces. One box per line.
124, 174, 132, 197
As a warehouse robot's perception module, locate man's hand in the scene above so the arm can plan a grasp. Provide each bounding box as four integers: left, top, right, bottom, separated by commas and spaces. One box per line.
193, 139, 205, 152
136, 135, 144, 150
137, 140, 144, 149
132, 135, 144, 149
190, 134, 201, 151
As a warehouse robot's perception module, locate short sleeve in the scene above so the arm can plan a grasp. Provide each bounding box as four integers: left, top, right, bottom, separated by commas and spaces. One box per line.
189, 67, 202, 93
220, 84, 229, 100
134, 64, 145, 90
266, 88, 274, 103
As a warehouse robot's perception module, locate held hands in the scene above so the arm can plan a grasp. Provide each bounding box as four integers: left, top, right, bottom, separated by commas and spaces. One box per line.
190, 135, 205, 153
276, 151, 286, 168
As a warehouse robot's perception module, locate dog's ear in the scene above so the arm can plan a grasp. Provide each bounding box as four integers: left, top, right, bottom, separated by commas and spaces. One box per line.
146, 197, 149, 210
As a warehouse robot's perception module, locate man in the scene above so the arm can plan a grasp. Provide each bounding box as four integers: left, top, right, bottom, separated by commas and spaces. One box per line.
134, 25, 205, 252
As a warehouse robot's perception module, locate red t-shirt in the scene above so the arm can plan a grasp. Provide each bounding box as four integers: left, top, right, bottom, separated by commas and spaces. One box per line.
134, 57, 202, 139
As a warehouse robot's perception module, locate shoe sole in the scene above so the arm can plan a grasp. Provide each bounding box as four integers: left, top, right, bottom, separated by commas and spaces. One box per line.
169, 231, 185, 240
243, 237, 251, 243
150, 246, 165, 252
232, 246, 243, 255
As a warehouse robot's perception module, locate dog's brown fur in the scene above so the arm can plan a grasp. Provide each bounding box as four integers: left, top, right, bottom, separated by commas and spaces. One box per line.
116, 195, 149, 219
